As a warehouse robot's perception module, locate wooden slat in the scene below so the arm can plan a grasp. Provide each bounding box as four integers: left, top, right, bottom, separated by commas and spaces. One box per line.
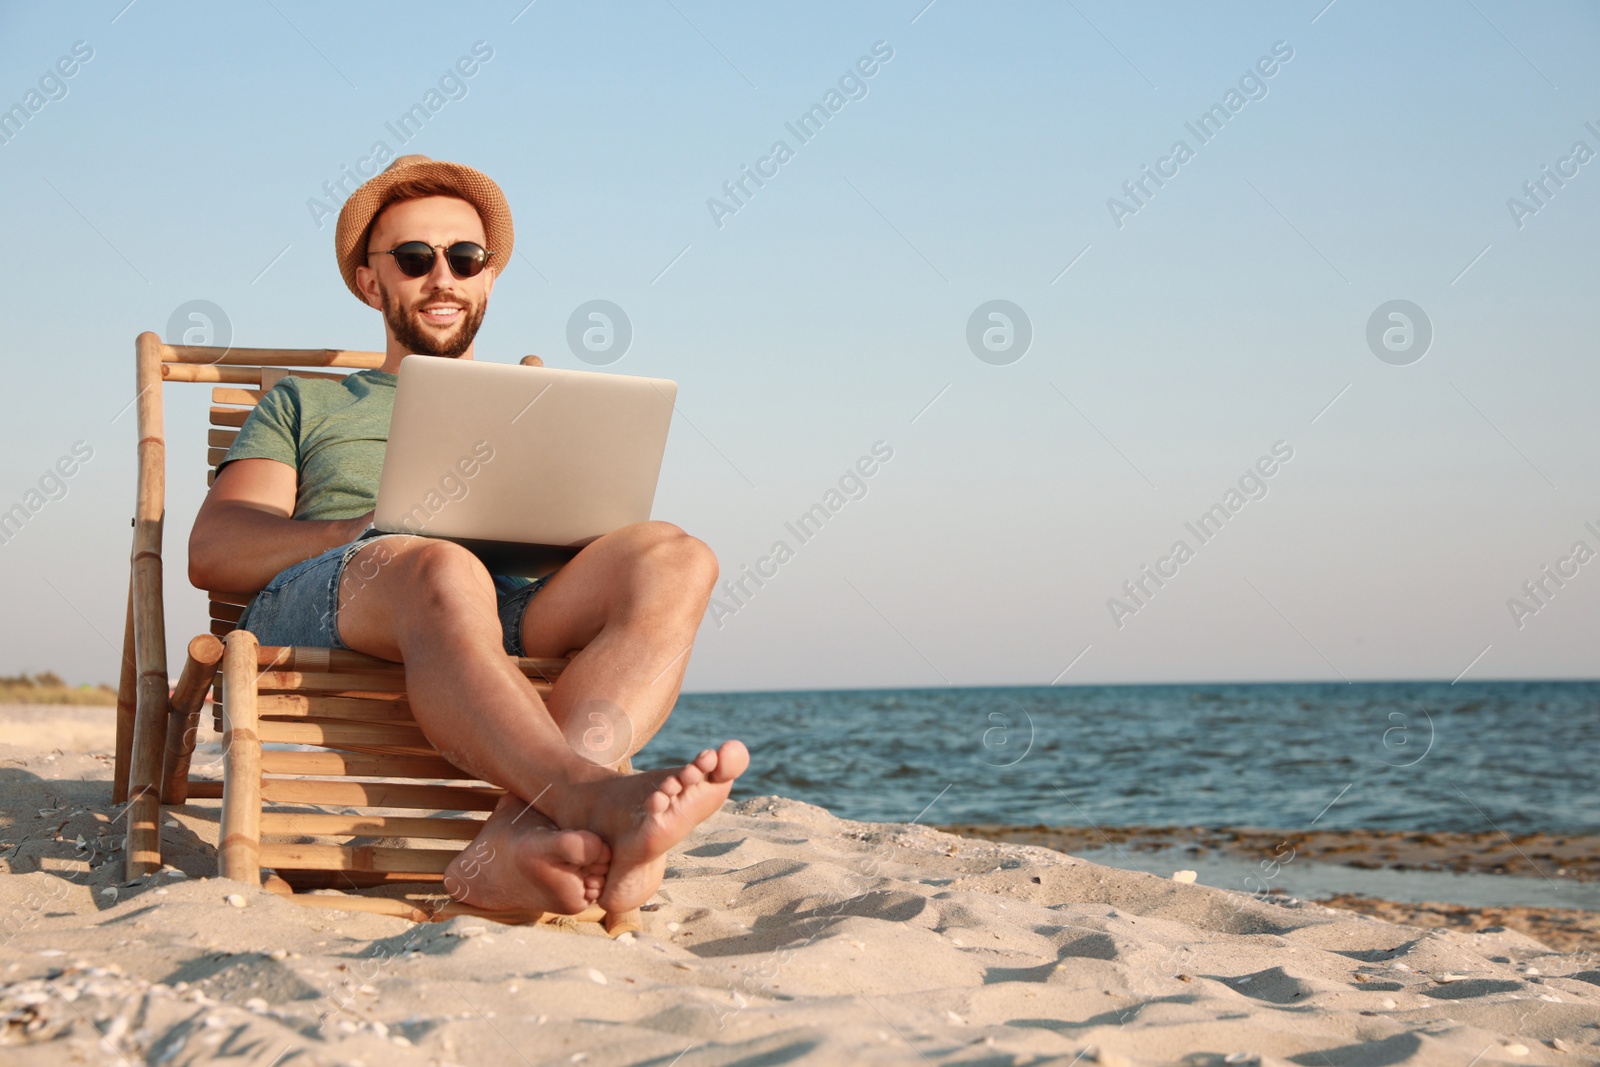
209, 405, 250, 428
210, 601, 244, 624
277, 869, 449, 890
250, 669, 553, 700
187, 779, 223, 799
515, 656, 567, 681
164, 364, 262, 384
208, 590, 253, 607
254, 671, 406, 695
165, 364, 354, 384
281, 893, 432, 922
208, 427, 237, 449
212, 387, 263, 406
258, 842, 458, 875
256, 646, 568, 680
259, 750, 474, 779
435, 901, 607, 926
257, 694, 413, 722
207, 470, 216, 487
161, 344, 385, 368
321, 742, 451, 761
210, 619, 234, 636
257, 719, 431, 749
207, 447, 229, 467
256, 646, 403, 673
260, 812, 482, 840
260, 778, 502, 811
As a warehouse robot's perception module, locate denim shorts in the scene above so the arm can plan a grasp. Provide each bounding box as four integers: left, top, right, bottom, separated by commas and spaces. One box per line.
235, 529, 556, 657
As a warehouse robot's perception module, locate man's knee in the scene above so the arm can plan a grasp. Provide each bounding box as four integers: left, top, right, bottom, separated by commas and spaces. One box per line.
630, 522, 719, 596
614, 519, 693, 550
400, 539, 495, 605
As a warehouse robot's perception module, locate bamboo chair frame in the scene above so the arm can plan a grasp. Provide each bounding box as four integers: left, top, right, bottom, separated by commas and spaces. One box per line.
115, 331, 639, 934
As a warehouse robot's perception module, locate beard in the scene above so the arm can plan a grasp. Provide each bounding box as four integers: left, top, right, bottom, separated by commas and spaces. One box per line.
378, 280, 487, 358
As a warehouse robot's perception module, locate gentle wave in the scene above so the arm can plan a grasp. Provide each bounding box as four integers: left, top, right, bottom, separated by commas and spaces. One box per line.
655, 680, 1600, 833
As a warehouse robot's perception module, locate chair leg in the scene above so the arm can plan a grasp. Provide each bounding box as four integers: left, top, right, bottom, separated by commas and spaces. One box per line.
126, 329, 171, 879
161, 635, 225, 804
125, 545, 170, 880
219, 630, 263, 885
112, 578, 137, 805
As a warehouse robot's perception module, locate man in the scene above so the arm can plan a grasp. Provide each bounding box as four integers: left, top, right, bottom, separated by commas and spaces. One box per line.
188, 154, 747, 916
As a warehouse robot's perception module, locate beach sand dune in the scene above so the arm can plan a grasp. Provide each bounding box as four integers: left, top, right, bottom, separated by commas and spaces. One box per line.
3, 706, 1597, 1065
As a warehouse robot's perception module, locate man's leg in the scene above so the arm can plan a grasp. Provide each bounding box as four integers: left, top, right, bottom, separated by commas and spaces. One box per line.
333, 529, 747, 913
511, 521, 747, 909
516, 521, 722, 759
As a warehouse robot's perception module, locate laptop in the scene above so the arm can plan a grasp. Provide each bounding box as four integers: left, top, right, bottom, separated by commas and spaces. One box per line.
374, 355, 678, 576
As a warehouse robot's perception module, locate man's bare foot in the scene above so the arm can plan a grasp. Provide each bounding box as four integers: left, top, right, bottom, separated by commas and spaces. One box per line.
586, 739, 749, 913
444, 793, 610, 915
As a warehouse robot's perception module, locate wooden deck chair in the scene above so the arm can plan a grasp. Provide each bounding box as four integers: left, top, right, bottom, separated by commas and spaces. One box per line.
114, 330, 640, 934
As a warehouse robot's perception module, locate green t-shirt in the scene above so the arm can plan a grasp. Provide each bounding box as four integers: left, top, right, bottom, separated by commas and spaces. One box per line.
220, 369, 397, 522
220, 368, 532, 587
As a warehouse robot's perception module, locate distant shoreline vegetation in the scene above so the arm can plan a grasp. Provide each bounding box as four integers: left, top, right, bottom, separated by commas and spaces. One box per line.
0, 672, 116, 706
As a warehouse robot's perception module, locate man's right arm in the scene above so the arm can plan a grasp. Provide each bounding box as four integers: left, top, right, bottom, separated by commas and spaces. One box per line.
188, 458, 371, 595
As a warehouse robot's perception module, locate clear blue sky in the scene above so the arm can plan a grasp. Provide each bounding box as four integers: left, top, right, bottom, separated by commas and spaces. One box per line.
2, 0, 1597, 692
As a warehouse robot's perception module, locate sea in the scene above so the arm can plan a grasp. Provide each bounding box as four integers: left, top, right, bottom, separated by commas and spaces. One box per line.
655, 680, 1599, 836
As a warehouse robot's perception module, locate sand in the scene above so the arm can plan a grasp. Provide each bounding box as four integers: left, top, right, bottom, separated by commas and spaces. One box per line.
946, 825, 1600, 955
4, 705, 1599, 1065
1316, 895, 1600, 958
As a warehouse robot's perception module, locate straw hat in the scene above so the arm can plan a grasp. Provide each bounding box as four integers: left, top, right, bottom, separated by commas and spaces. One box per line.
333, 154, 513, 303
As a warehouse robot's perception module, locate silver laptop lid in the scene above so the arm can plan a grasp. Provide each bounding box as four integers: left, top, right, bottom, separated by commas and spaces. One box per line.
375, 356, 678, 555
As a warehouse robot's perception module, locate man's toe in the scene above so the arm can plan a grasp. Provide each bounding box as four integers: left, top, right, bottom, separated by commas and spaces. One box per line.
711, 740, 749, 782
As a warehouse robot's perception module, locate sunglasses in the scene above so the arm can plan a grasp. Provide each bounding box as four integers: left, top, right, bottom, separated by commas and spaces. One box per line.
367, 241, 495, 279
